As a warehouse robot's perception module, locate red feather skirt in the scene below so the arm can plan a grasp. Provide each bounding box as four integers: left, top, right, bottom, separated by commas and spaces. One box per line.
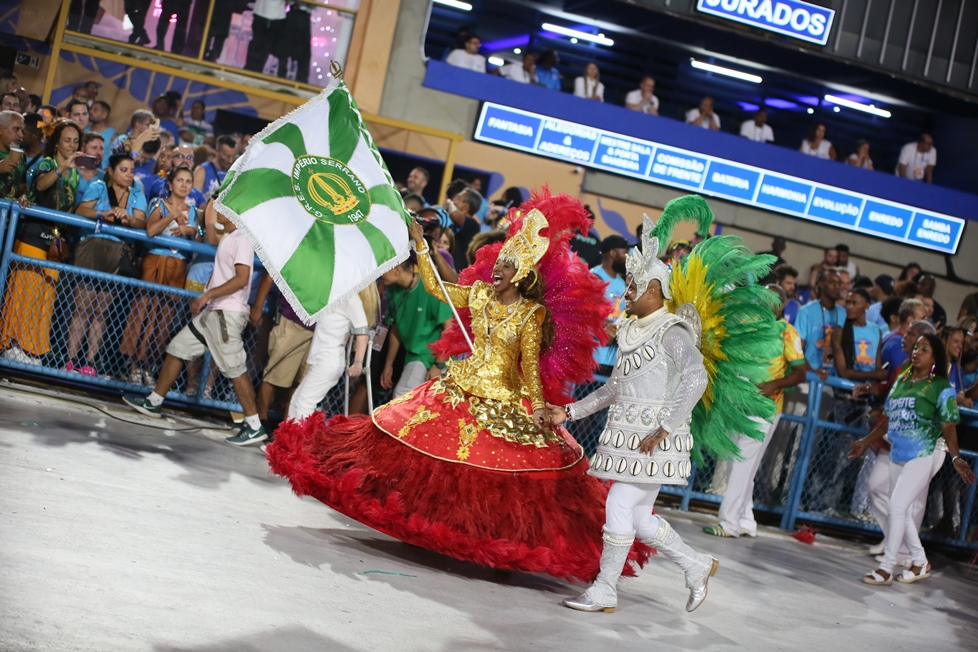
266, 379, 650, 583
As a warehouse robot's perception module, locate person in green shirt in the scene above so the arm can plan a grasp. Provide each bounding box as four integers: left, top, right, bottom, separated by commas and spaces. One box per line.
380, 257, 453, 397
850, 332, 975, 585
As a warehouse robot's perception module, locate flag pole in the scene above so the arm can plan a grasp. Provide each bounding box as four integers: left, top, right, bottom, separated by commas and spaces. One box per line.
421, 250, 474, 353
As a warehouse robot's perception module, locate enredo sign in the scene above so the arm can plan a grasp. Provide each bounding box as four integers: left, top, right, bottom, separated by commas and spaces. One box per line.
696, 0, 836, 46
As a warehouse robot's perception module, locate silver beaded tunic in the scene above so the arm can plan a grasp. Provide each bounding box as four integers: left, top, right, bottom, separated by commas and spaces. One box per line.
568, 307, 708, 485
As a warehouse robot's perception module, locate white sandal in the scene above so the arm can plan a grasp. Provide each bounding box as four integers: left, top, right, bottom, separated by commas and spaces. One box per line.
896, 563, 932, 583
862, 569, 892, 585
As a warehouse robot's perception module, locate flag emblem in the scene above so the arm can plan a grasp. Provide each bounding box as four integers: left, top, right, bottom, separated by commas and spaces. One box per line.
215, 83, 412, 324
292, 155, 370, 224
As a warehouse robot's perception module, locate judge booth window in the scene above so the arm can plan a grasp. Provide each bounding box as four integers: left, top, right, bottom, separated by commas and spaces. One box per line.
65, 0, 359, 89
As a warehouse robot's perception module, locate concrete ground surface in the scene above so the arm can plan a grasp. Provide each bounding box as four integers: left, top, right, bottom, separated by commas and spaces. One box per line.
1, 381, 976, 652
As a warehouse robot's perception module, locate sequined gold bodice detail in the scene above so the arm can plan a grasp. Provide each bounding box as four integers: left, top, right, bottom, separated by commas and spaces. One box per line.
416, 249, 546, 410
448, 283, 545, 406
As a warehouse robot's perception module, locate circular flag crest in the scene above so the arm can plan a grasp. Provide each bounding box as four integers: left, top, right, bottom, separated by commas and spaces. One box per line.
291, 154, 371, 225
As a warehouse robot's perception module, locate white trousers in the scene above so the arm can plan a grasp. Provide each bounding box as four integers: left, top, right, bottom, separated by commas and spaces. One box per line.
394, 360, 428, 398
879, 452, 944, 573
716, 415, 780, 537
869, 446, 945, 562
606, 481, 663, 541
288, 316, 351, 420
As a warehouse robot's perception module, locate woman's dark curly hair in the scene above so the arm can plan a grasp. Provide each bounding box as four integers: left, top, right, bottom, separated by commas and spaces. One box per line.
43, 119, 82, 159
517, 267, 555, 352
913, 332, 948, 380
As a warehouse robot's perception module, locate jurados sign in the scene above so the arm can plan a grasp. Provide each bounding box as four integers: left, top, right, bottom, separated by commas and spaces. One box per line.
696, 0, 836, 46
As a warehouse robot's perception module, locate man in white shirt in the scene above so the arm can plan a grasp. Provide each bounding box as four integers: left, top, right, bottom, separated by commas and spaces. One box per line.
739, 109, 774, 143
624, 76, 659, 115
896, 134, 936, 183
496, 51, 536, 84
446, 34, 486, 73
686, 96, 720, 130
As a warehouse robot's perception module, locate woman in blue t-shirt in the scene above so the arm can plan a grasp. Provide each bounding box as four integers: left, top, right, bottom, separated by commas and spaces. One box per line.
120, 167, 200, 386
850, 333, 975, 586
69, 154, 148, 375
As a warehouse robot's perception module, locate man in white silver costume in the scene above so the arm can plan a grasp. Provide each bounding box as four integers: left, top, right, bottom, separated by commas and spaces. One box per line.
550, 216, 717, 613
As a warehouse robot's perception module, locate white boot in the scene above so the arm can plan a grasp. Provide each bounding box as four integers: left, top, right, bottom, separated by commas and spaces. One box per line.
647, 518, 718, 612
562, 529, 634, 613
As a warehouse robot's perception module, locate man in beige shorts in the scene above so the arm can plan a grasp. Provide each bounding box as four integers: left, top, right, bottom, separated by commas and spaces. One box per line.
250, 272, 315, 425
123, 212, 266, 446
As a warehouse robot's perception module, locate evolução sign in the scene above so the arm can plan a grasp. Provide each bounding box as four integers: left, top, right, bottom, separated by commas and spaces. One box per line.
696, 0, 836, 46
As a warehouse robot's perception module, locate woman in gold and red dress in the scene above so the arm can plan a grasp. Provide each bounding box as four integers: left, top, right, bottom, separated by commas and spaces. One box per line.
268, 191, 650, 582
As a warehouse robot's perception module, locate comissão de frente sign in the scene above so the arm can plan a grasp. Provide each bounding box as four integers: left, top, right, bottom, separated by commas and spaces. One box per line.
696, 0, 836, 46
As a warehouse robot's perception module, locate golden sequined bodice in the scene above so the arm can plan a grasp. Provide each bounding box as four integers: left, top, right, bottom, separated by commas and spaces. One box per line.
417, 249, 546, 410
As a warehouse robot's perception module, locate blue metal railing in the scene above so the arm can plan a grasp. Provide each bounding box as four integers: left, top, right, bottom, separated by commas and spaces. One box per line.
0, 200, 265, 413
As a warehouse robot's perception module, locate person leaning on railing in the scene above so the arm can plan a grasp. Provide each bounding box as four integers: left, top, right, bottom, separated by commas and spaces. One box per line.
850, 333, 976, 586
119, 166, 201, 386
67, 153, 148, 376
0, 119, 80, 366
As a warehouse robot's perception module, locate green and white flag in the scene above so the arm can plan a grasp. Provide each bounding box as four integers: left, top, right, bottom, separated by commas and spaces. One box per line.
215, 82, 411, 324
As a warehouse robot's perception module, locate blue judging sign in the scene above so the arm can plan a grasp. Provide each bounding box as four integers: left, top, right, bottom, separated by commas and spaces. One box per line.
473, 102, 966, 254
695, 0, 836, 47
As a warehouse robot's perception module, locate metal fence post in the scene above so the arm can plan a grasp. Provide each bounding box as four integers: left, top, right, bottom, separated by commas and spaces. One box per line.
0, 201, 17, 303
780, 376, 822, 531
958, 470, 977, 544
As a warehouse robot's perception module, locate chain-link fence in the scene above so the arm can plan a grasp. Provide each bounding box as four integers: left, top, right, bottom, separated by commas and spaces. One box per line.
2, 200, 976, 549
787, 379, 978, 547
0, 203, 266, 413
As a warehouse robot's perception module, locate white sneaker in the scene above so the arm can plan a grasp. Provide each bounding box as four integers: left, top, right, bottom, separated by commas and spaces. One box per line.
868, 540, 886, 556
3, 344, 39, 366
1, 345, 22, 361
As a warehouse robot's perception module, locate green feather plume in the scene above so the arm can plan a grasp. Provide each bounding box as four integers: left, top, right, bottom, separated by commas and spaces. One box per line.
667, 233, 784, 465
650, 195, 715, 253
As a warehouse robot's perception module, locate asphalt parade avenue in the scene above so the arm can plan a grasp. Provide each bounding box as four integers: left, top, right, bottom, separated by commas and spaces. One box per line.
1, 382, 975, 651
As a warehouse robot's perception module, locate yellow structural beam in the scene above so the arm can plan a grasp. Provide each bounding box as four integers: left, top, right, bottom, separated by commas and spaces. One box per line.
41, 0, 72, 105
59, 42, 313, 106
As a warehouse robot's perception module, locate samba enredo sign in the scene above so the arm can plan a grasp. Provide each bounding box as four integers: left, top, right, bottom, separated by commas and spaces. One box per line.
215, 82, 412, 324
696, 0, 836, 46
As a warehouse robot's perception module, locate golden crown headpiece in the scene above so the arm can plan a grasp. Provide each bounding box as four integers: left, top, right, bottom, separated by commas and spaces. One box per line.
626, 213, 673, 300
497, 208, 549, 283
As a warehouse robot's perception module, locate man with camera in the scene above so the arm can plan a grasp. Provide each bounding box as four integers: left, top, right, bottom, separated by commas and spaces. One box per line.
442, 185, 482, 271
110, 109, 162, 184
414, 206, 458, 283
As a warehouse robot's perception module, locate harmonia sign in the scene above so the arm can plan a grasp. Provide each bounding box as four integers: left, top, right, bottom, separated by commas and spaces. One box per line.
696, 0, 836, 46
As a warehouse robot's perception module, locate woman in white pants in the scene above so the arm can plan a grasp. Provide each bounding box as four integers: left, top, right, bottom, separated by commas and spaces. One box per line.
866, 441, 946, 562
288, 286, 378, 420
849, 333, 975, 585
